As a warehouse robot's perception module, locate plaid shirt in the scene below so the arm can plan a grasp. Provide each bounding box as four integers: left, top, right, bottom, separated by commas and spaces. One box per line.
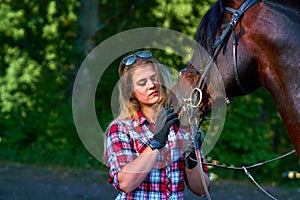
105, 111, 208, 200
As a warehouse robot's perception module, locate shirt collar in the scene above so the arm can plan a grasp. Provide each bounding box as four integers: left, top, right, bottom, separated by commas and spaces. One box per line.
136, 110, 150, 126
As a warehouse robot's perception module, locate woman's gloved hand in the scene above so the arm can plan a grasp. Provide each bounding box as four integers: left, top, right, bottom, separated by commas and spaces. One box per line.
149, 108, 178, 150
185, 133, 203, 169
185, 150, 198, 169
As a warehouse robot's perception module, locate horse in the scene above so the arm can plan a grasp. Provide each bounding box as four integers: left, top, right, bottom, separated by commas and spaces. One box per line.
167, 0, 300, 156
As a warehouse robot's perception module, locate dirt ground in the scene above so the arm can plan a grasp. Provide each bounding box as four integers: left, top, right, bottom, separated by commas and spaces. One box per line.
1, 161, 299, 200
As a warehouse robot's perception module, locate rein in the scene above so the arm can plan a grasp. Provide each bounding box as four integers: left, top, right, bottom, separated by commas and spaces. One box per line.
202, 149, 297, 200
189, 149, 296, 200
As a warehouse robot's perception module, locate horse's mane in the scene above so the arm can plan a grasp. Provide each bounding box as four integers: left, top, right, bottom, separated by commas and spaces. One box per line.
195, 0, 299, 56
195, 0, 224, 56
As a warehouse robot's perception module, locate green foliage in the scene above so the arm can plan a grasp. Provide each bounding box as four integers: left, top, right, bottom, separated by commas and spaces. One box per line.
152, 0, 215, 35
0, 0, 86, 167
1, 0, 208, 168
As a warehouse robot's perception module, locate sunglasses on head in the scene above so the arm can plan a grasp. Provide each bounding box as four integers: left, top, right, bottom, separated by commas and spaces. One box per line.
123, 50, 153, 66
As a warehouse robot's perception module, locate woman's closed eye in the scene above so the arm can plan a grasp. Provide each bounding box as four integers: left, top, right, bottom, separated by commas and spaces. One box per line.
137, 79, 147, 86
150, 75, 157, 83
137, 77, 157, 87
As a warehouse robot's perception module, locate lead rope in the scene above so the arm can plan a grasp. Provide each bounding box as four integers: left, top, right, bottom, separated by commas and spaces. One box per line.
189, 108, 212, 200
242, 167, 277, 200
200, 149, 296, 200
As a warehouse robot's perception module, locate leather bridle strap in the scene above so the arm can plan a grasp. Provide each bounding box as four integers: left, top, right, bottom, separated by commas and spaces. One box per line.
176, 0, 259, 107
212, 0, 259, 94
232, 27, 248, 94
213, 0, 259, 52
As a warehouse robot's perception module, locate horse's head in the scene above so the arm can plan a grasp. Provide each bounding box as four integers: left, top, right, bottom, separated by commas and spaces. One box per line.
167, 60, 226, 128
167, 65, 206, 127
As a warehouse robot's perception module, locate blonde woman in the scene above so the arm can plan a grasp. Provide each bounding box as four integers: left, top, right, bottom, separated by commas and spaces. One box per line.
105, 50, 210, 199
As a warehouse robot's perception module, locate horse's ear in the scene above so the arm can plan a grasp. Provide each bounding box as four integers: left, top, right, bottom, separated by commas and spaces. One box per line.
187, 63, 194, 69
219, 0, 225, 9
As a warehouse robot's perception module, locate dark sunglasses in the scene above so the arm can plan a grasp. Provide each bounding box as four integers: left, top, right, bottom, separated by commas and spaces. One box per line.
123, 50, 152, 66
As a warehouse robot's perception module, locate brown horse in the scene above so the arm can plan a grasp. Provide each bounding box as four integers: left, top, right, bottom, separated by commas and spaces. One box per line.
168, 0, 300, 156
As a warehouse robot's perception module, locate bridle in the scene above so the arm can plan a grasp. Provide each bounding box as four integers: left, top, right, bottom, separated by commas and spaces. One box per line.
177, 0, 259, 118
213, 0, 259, 96
176, 1, 259, 199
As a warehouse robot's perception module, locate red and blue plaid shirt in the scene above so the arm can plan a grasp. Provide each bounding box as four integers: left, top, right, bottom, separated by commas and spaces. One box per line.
105, 111, 208, 200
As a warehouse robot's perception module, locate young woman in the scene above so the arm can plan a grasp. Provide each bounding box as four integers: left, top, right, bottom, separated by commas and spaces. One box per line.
105, 50, 210, 199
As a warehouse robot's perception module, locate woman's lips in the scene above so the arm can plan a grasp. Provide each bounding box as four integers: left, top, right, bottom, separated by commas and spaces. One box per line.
150, 91, 158, 96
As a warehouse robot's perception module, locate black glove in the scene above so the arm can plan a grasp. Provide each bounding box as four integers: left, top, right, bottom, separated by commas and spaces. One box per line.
185, 132, 203, 169
186, 150, 198, 169
149, 108, 178, 150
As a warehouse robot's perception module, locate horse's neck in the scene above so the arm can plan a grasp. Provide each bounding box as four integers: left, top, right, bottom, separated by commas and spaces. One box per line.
255, 0, 300, 155
262, 0, 300, 12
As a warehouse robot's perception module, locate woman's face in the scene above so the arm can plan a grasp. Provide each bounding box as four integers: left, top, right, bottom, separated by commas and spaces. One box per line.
132, 64, 160, 108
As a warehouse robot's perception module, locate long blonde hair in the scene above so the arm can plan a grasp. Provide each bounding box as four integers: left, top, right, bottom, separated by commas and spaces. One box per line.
117, 56, 169, 120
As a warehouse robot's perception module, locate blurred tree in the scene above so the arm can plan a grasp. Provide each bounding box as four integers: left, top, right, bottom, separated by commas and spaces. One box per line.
78, 0, 99, 54
0, 0, 85, 165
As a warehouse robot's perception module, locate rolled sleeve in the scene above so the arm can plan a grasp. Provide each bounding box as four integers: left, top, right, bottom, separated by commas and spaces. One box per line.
105, 120, 134, 190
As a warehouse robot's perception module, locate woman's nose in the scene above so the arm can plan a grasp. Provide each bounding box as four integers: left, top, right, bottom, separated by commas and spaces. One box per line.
147, 80, 155, 88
